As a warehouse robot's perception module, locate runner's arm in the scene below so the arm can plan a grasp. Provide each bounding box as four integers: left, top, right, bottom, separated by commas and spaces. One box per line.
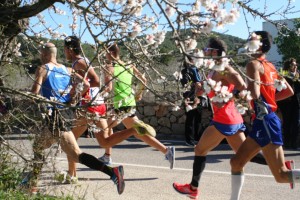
225, 66, 247, 91
132, 65, 146, 101
276, 78, 294, 101
246, 60, 261, 100
103, 63, 114, 93
69, 68, 90, 97
76, 59, 100, 87
31, 65, 46, 94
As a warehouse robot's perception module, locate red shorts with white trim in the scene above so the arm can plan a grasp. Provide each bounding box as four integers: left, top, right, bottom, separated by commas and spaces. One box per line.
86, 104, 107, 116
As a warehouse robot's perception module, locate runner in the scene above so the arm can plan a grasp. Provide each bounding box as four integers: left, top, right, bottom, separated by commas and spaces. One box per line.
62, 36, 160, 182
26, 42, 125, 194
99, 43, 175, 169
230, 31, 300, 200
173, 37, 266, 199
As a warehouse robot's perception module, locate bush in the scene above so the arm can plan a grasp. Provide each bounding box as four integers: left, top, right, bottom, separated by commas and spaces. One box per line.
0, 149, 73, 200
0, 150, 22, 191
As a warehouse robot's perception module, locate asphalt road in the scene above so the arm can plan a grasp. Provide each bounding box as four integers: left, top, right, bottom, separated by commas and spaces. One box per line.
4, 135, 300, 200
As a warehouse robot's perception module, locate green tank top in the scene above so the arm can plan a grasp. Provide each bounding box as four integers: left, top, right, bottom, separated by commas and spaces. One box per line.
113, 63, 136, 109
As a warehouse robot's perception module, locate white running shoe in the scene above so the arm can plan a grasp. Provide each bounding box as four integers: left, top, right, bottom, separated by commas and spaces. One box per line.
165, 146, 175, 169
98, 154, 112, 165
54, 171, 78, 184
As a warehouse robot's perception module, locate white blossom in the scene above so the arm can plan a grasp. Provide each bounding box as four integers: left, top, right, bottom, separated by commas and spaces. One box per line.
157, 76, 166, 84
215, 8, 227, 20
239, 90, 253, 101
192, 0, 201, 12
189, 16, 200, 25
244, 32, 262, 52
154, 31, 166, 44
212, 80, 222, 92
201, 18, 214, 33
122, 4, 134, 15
185, 38, 197, 51
146, 34, 156, 44
35, 33, 42, 38
69, 23, 78, 30
51, 31, 60, 39
152, 23, 158, 31
201, 0, 212, 7
128, 23, 142, 39
192, 48, 204, 67
212, 85, 233, 103
76, 82, 84, 94
171, 105, 181, 111
224, 8, 240, 24
203, 81, 211, 94
173, 71, 182, 80
165, 5, 176, 17
274, 79, 287, 91
236, 104, 248, 115
132, 4, 143, 16
212, 55, 228, 71
119, 21, 128, 31
203, 59, 215, 69
89, 124, 101, 133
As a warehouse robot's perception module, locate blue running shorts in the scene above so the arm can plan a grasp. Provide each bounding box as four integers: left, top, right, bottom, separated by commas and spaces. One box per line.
210, 121, 246, 136
249, 112, 283, 147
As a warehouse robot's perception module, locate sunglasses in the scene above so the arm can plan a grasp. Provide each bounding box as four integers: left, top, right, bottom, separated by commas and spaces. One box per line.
202, 47, 218, 52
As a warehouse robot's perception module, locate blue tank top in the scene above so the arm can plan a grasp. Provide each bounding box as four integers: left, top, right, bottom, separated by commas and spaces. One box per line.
41, 64, 72, 104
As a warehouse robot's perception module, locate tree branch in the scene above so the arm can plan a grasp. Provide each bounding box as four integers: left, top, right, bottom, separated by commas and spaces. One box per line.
0, 0, 65, 24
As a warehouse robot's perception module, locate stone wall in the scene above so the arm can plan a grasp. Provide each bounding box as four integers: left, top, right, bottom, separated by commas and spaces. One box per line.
115, 92, 213, 136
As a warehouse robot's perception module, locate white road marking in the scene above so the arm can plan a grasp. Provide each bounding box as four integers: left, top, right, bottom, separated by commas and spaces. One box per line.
54, 157, 274, 179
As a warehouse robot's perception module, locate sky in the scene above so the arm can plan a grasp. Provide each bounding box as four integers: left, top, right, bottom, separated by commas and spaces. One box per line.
222, 0, 300, 39
28, 0, 300, 43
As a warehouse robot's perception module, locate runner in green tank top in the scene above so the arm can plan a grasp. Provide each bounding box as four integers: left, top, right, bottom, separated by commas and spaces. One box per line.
99, 43, 176, 169
113, 63, 136, 109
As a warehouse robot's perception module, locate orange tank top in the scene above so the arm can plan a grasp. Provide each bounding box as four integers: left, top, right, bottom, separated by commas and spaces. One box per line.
207, 83, 243, 125
250, 57, 278, 113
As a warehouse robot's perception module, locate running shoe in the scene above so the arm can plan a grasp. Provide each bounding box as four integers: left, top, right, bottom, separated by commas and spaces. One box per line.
173, 182, 199, 199
20, 172, 33, 186
98, 154, 112, 165
132, 120, 156, 137
66, 175, 78, 184
54, 171, 78, 184
285, 160, 295, 189
111, 165, 125, 195
20, 172, 39, 194
165, 146, 175, 169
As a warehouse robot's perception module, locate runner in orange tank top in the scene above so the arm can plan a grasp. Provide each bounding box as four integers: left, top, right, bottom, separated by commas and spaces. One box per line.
230, 31, 300, 200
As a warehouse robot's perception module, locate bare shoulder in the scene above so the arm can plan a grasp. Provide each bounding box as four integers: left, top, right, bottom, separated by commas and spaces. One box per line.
74, 58, 89, 70
246, 59, 262, 72
224, 65, 237, 74
36, 65, 47, 76
66, 66, 73, 74
104, 63, 114, 74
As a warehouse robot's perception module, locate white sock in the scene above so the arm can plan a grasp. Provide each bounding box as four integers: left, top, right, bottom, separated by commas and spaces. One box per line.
230, 173, 244, 200
292, 169, 300, 183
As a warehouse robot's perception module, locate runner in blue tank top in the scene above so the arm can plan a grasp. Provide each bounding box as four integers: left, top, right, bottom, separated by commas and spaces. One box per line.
40, 63, 71, 104
25, 42, 125, 195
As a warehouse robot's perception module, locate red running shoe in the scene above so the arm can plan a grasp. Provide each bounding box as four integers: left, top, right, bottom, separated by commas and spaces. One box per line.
285, 160, 295, 189
173, 182, 199, 199
111, 166, 125, 194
